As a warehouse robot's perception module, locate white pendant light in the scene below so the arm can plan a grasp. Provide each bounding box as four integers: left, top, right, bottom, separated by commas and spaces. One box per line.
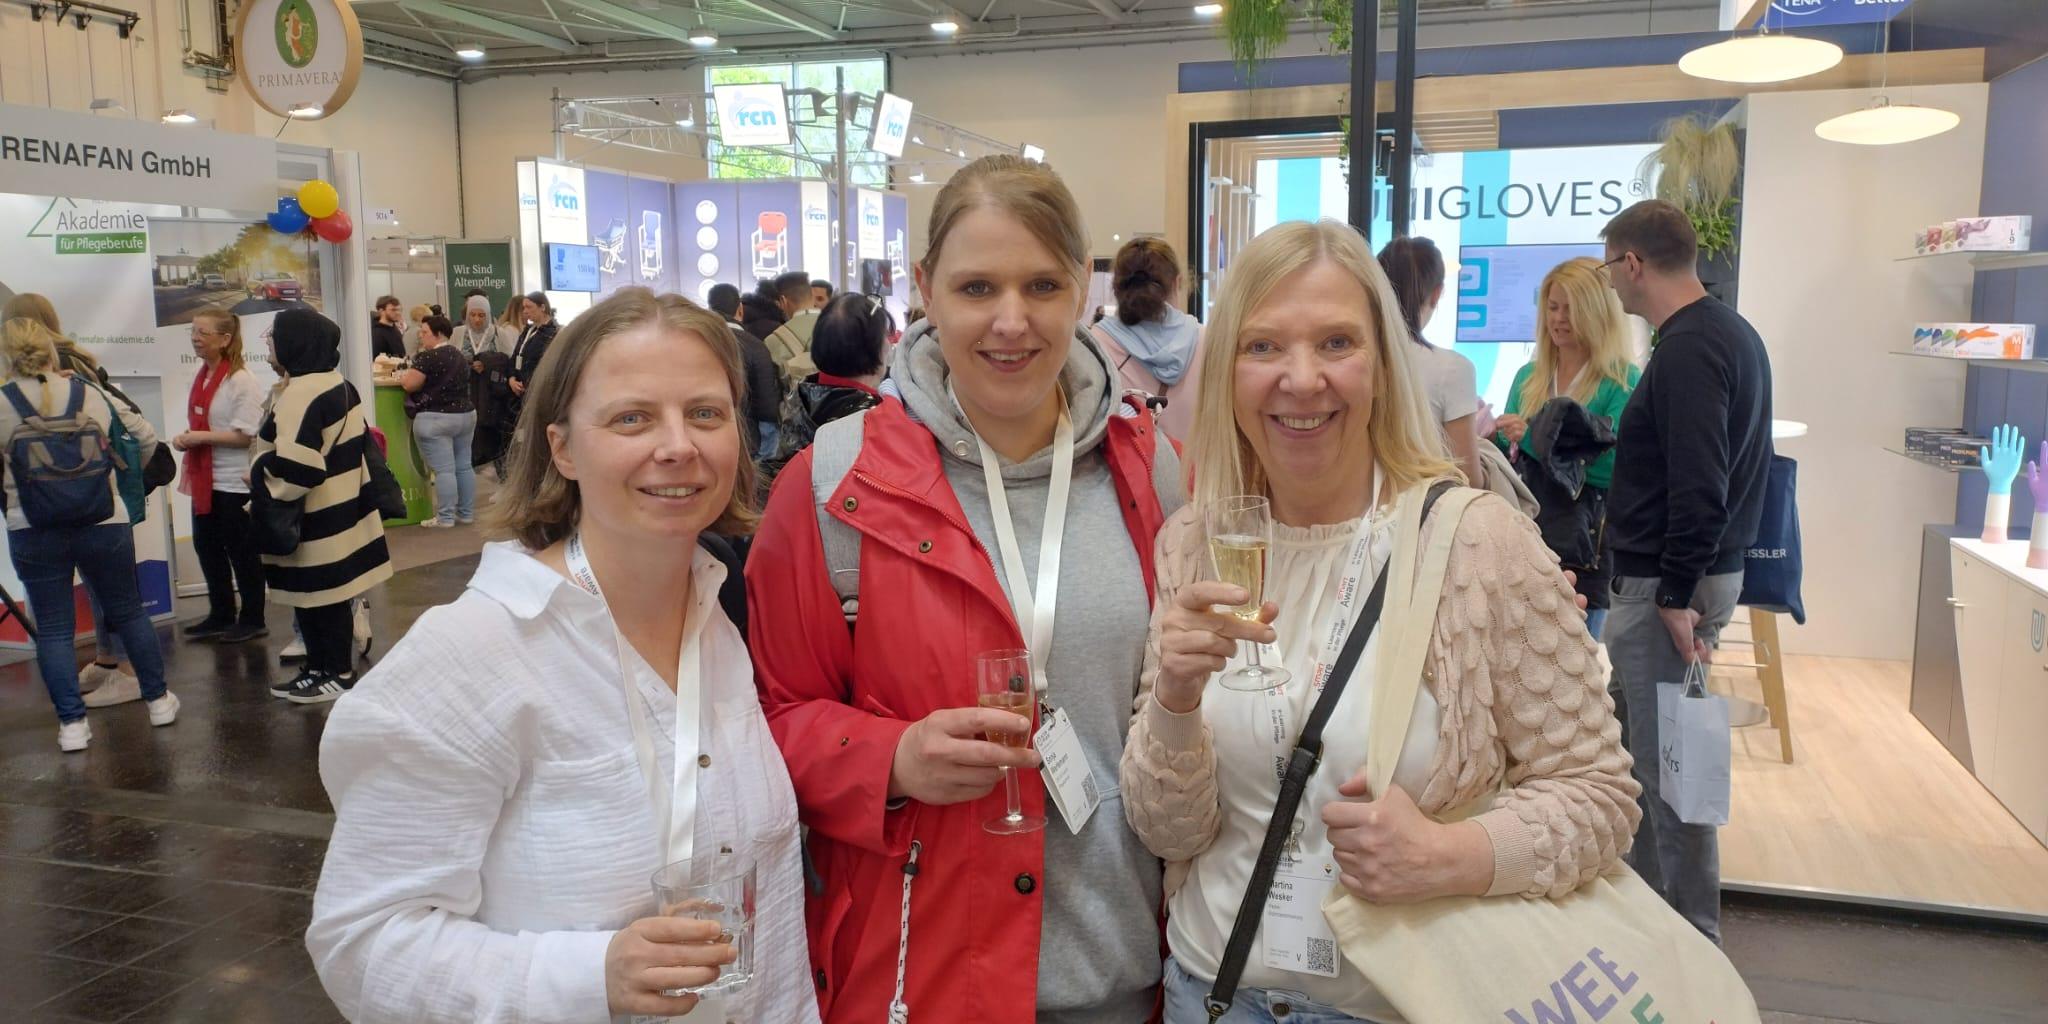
1678, 32, 1843, 84
1815, 97, 1960, 145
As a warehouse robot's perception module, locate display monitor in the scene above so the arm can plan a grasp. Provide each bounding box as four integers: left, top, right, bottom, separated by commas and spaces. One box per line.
545, 242, 601, 292
1454, 243, 1605, 343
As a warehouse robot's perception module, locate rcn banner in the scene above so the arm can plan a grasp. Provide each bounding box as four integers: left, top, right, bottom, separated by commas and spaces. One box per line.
0, 103, 278, 212
714, 84, 791, 148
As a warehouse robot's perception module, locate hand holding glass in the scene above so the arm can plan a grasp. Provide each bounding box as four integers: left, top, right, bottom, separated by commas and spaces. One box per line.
1206, 496, 1290, 691
649, 845, 757, 998
976, 648, 1046, 835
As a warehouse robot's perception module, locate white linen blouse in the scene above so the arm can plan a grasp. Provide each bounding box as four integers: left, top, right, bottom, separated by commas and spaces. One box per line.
1164, 513, 1442, 1021
308, 541, 817, 1024
198, 365, 265, 495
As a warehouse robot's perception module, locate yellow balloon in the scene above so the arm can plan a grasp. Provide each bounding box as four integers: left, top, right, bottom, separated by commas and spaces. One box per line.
298, 180, 340, 219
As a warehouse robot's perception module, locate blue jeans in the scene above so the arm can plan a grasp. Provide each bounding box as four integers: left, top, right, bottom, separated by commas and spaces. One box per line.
85, 581, 125, 662
413, 411, 476, 524
10, 525, 168, 723
1163, 957, 1378, 1024
1585, 607, 1608, 641
756, 420, 780, 460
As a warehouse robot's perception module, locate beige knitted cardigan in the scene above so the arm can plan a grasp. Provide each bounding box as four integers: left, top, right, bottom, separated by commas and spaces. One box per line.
1119, 490, 1642, 900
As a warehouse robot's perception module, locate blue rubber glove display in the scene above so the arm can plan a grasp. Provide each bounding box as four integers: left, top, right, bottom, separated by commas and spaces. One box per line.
1981, 424, 2025, 495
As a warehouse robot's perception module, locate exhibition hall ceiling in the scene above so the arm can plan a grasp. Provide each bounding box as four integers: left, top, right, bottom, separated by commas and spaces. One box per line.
350, 0, 1719, 75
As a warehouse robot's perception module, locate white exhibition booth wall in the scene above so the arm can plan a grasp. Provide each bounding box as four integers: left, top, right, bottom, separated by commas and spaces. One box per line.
0, 102, 372, 648
516, 158, 915, 325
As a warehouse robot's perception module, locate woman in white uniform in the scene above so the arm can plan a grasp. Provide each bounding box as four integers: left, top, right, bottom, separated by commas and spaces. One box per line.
308, 287, 816, 1024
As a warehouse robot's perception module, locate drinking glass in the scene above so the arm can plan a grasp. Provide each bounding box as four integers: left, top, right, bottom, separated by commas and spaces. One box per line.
649, 845, 757, 998
976, 648, 1046, 835
1206, 495, 1291, 691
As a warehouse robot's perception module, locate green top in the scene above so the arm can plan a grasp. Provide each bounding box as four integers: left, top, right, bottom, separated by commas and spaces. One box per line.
1495, 362, 1642, 490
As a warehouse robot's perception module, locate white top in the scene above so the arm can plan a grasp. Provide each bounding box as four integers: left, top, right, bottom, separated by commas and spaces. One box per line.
198, 366, 265, 494
308, 541, 817, 1024
1415, 344, 1479, 426
1166, 514, 1441, 1019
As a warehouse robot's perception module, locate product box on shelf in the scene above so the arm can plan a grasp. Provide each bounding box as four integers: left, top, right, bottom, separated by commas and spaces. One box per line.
1912, 323, 2037, 359
1941, 222, 1961, 252
1956, 215, 2033, 252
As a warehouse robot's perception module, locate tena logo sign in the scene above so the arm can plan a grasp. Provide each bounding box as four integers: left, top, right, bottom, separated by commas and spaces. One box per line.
869, 92, 915, 158
234, 0, 362, 119
714, 84, 791, 148
1768, 0, 1915, 25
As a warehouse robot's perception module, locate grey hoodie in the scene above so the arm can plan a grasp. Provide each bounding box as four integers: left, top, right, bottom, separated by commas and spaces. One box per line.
1097, 306, 1202, 386
895, 321, 1183, 1024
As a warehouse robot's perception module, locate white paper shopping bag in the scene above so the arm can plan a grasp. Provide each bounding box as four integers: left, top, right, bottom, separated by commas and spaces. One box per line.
1657, 662, 1731, 826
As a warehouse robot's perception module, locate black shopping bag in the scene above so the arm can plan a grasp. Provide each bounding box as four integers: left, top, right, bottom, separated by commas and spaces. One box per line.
1738, 454, 1804, 624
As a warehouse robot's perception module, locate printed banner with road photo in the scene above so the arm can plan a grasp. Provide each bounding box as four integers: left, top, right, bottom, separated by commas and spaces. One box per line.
147, 217, 324, 328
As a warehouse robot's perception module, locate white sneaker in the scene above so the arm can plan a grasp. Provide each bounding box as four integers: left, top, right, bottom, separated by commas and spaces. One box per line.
280, 636, 308, 662
82, 673, 142, 708
353, 601, 373, 659
77, 663, 119, 695
419, 518, 456, 529
147, 692, 180, 727
58, 719, 90, 752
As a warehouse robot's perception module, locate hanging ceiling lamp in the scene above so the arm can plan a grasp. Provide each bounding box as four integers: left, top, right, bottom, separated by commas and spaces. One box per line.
1678, 31, 1843, 84
1814, 9, 1958, 146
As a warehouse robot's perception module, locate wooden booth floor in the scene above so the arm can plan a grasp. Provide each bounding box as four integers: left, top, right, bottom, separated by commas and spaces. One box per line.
1715, 653, 2048, 918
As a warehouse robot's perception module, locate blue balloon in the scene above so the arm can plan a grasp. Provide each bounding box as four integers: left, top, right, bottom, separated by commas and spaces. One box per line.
268, 197, 309, 234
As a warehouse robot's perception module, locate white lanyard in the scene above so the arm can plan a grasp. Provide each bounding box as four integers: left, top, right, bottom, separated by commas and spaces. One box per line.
973, 402, 1075, 697
563, 532, 701, 867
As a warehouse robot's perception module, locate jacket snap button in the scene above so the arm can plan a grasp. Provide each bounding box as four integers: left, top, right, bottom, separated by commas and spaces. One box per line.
815, 968, 828, 990
952, 440, 971, 458
697, 754, 712, 768
918, 540, 933, 553
1014, 872, 1035, 895
842, 497, 858, 512
1273, 1002, 1292, 1018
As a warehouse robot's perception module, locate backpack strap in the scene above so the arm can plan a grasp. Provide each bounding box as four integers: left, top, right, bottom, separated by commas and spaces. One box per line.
57, 377, 87, 419
1, 382, 40, 422
809, 407, 871, 623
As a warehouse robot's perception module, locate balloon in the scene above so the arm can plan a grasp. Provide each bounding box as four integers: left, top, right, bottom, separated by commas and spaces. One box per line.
297, 180, 340, 219
311, 210, 353, 243
267, 197, 309, 234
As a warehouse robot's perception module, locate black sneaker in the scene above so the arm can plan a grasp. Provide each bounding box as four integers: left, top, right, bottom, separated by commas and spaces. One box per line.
270, 669, 315, 699
214, 623, 270, 644
182, 617, 233, 639
282, 672, 356, 705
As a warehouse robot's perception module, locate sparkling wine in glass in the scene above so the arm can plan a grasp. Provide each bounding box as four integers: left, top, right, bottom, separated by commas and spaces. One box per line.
976, 648, 1046, 835
1207, 495, 1291, 691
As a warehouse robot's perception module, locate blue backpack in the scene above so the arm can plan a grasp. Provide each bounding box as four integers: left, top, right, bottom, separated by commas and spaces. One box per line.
3, 378, 114, 528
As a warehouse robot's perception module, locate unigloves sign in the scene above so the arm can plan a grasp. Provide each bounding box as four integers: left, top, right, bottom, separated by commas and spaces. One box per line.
715, 84, 791, 148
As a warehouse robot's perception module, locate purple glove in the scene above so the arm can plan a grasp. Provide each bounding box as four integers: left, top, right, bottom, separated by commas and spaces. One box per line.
2030, 441, 2048, 508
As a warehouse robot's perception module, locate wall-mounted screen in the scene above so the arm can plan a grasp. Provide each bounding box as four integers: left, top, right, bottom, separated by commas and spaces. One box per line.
545, 242, 601, 292
1454, 242, 1605, 343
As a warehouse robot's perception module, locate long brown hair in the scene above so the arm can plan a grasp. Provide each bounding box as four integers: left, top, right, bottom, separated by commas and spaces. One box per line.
191, 308, 247, 373
485, 287, 758, 551
1111, 237, 1184, 325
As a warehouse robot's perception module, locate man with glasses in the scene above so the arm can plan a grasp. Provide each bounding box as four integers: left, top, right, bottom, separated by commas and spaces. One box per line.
1598, 199, 1773, 945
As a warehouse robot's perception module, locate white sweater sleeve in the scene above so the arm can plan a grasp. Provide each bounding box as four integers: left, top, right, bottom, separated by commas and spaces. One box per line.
308, 690, 616, 1023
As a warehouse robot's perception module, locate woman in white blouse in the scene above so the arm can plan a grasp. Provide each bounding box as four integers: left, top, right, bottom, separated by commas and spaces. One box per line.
171, 308, 270, 645
308, 287, 816, 1024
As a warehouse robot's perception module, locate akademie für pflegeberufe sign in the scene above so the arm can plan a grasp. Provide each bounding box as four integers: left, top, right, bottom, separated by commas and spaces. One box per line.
235, 0, 364, 120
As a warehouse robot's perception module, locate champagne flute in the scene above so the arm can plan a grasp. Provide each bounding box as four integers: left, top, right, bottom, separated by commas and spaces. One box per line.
975, 649, 1046, 835
1207, 495, 1291, 691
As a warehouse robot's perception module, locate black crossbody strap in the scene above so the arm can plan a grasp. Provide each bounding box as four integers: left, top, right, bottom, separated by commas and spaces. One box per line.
1205, 481, 1456, 1021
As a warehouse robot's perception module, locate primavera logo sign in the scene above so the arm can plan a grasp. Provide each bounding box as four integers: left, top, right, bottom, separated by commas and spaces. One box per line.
276, 0, 318, 69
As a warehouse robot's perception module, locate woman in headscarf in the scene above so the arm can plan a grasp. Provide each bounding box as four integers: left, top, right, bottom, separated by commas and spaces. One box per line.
252, 308, 393, 704
456, 294, 506, 363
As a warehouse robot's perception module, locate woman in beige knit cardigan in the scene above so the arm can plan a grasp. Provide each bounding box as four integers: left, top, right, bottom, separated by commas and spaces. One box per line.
1120, 220, 1640, 1024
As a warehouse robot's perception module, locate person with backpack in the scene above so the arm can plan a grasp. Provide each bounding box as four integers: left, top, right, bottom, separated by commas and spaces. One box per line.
757, 291, 888, 491
0, 317, 178, 752
746, 155, 1186, 1024
1092, 237, 1204, 442
251, 308, 393, 704
173, 308, 270, 645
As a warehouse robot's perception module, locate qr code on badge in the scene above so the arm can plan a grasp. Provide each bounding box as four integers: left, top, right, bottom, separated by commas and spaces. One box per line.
1080, 771, 1099, 804
1306, 936, 1335, 975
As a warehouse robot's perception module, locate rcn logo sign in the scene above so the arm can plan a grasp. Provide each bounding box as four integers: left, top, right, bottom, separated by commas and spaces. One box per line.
550, 180, 580, 212
715, 83, 792, 147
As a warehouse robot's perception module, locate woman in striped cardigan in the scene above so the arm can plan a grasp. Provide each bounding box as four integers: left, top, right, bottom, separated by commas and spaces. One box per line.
254, 308, 393, 704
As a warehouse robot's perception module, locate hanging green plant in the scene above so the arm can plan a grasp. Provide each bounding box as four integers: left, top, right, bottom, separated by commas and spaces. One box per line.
1692, 197, 1740, 262
1223, 0, 1294, 75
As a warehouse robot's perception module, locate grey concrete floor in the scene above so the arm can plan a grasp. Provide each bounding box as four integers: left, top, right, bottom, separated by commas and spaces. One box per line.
0, 550, 2043, 1022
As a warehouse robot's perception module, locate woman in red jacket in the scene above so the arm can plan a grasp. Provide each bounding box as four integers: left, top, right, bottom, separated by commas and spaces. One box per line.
747, 155, 1185, 1023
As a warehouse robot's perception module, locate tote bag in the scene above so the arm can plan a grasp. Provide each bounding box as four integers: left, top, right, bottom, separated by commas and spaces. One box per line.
1658, 662, 1733, 827
1320, 491, 1760, 1024
1737, 454, 1804, 624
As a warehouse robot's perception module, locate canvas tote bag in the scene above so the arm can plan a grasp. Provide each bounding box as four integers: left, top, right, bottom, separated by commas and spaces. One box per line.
1320, 489, 1761, 1024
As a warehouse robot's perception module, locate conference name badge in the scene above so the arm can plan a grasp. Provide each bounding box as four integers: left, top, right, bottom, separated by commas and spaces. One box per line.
1263, 851, 1340, 978
1034, 706, 1098, 834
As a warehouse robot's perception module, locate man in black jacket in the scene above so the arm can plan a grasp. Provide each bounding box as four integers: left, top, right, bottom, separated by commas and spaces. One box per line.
370, 296, 406, 359
709, 283, 783, 458
1600, 199, 1773, 945
738, 279, 789, 343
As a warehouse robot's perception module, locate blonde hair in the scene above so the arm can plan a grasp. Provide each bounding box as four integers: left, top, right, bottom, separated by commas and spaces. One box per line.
1187, 220, 1459, 511
921, 155, 1088, 288
409, 303, 434, 325
2, 317, 62, 376
1518, 257, 1634, 416
191, 308, 247, 374
1, 293, 61, 333
485, 287, 758, 550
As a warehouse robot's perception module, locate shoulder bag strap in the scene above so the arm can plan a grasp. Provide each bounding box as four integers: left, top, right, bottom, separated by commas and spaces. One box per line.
1205, 480, 1457, 1021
